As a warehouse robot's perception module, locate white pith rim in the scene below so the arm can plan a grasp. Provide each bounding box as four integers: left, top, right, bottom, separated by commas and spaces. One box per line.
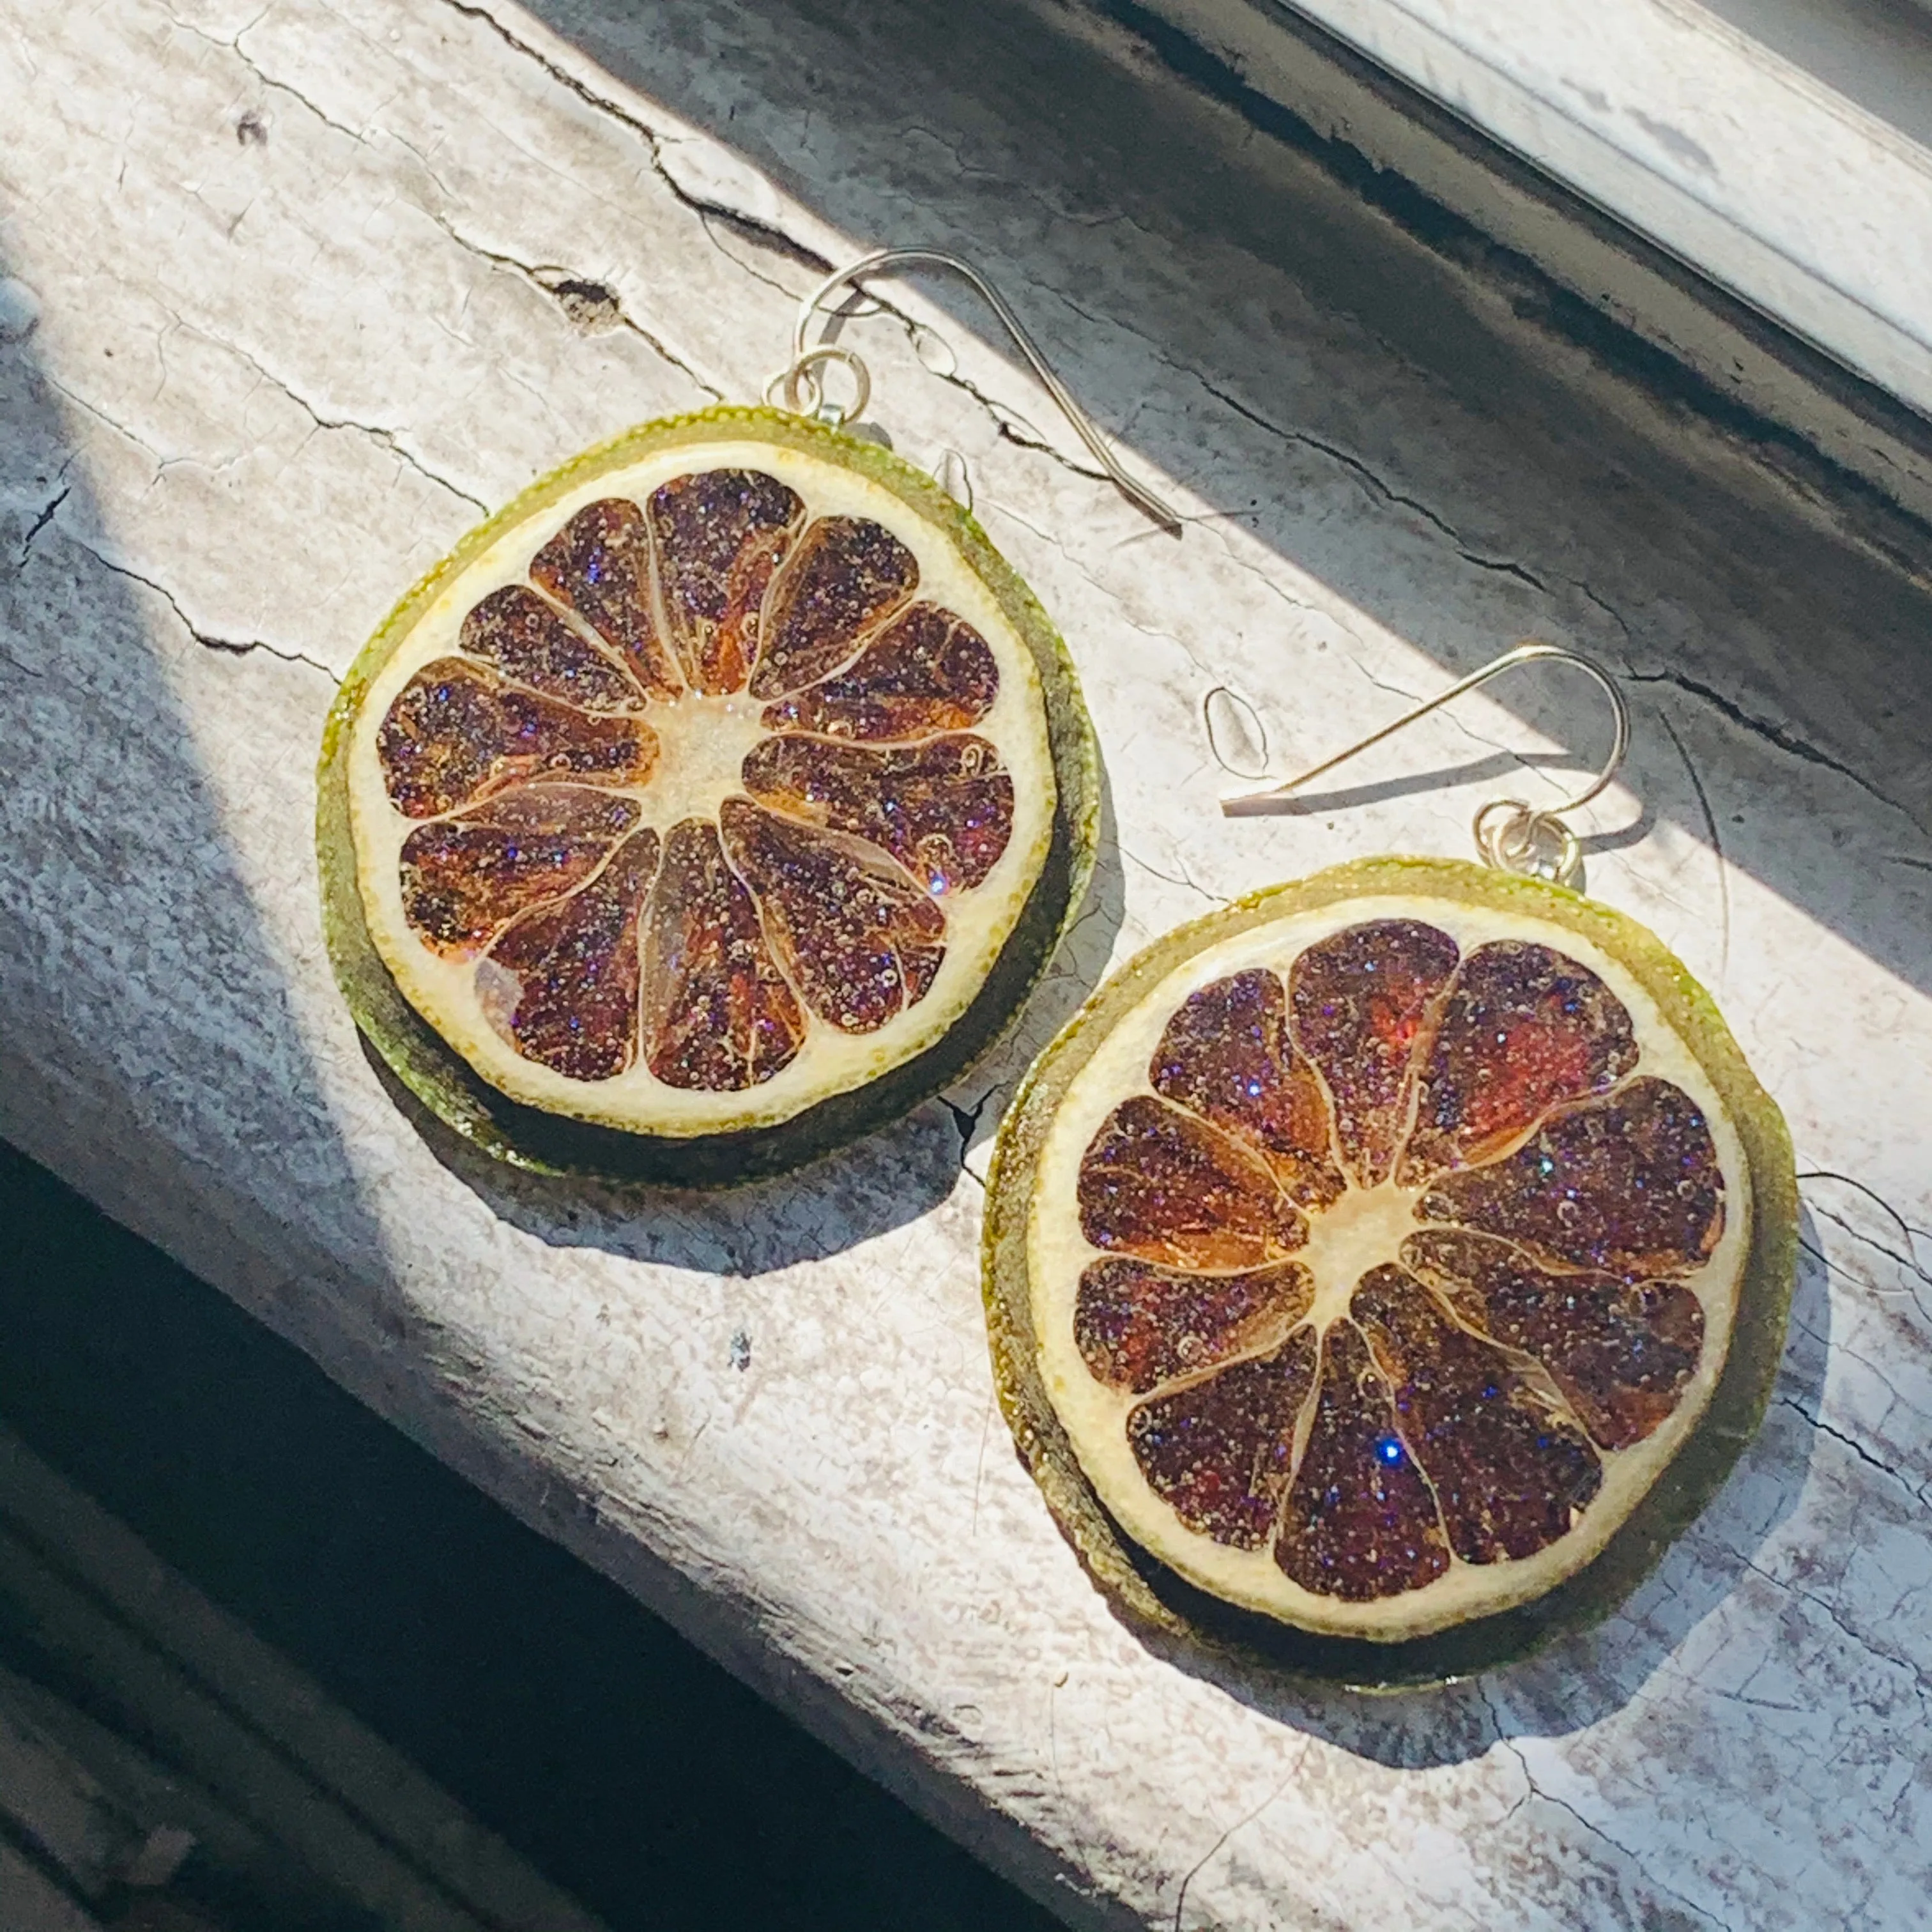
347, 438, 1057, 1135
1027, 893, 1752, 1641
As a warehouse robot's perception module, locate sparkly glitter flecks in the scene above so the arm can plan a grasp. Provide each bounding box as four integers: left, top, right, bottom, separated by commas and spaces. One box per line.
377, 659, 658, 819
741, 733, 1015, 894
760, 604, 999, 742
641, 818, 806, 1091
372, 468, 1022, 1089
1289, 920, 1460, 1187
1078, 1094, 1310, 1271
1070, 929, 1729, 1603
399, 786, 641, 958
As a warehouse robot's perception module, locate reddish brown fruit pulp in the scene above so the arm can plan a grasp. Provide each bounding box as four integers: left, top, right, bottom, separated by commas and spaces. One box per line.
1070, 923, 1726, 1607
371, 468, 1020, 1092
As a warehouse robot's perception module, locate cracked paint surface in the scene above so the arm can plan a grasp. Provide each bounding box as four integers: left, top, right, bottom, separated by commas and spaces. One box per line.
1, 0, 1931, 1928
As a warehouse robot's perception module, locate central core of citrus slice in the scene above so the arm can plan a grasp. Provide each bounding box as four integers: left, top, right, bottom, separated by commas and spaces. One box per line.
1296, 1180, 1428, 1329
1025, 898, 1752, 1641
344, 447, 1059, 1137
641, 691, 769, 827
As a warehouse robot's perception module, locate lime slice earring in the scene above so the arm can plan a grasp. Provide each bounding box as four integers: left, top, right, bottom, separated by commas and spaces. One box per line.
318, 250, 1176, 1188
981, 643, 1797, 1686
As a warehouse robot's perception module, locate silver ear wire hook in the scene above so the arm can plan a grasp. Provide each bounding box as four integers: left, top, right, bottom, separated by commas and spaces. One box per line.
1218, 640, 1630, 889
769, 246, 1183, 533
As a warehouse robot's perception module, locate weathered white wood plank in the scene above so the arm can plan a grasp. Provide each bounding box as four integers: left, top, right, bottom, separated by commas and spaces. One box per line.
2, 1, 1928, 1927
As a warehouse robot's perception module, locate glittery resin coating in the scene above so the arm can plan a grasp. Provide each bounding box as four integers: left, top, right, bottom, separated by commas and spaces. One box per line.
1079, 926, 1708, 1600
1064, 927, 1720, 1619
373, 479, 991, 1084
1000, 867, 1791, 1657
333, 415, 1079, 1156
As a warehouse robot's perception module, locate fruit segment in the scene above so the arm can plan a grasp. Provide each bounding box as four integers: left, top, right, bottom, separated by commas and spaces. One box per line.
1402, 1230, 1704, 1450
760, 605, 999, 742
1351, 1266, 1601, 1563
399, 786, 641, 958
377, 660, 659, 818
719, 799, 946, 1032
1288, 919, 1460, 1186
1400, 940, 1637, 1179
532, 499, 683, 699
1149, 969, 1346, 1209
476, 829, 661, 1081
1126, 1329, 1319, 1548
750, 516, 918, 698
1075, 1257, 1313, 1393
648, 470, 803, 694
1422, 1077, 1724, 1277
1274, 1322, 1450, 1599
740, 733, 1015, 893
458, 586, 645, 712
641, 818, 806, 1091
1077, 1096, 1308, 1271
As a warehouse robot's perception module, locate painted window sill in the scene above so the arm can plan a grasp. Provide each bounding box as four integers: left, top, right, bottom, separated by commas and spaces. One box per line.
1121, 0, 1932, 523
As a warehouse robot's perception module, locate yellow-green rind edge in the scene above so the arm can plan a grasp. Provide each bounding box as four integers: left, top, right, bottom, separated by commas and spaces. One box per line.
317, 405, 1100, 1188
982, 855, 1798, 1692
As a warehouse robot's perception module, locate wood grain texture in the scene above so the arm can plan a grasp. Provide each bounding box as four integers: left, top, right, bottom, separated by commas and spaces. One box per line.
1, 0, 1928, 1926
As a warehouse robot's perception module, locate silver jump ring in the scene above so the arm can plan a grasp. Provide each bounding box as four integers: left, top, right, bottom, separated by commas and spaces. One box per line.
763, 344, 872, 427
1473, 798, 1582, 887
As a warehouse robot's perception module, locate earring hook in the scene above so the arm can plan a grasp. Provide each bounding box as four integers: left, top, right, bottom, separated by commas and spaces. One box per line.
1218, 640, 1630, 889
770, 246, 1183, 533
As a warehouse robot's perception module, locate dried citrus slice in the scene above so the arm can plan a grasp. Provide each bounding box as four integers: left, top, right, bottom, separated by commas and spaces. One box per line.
985, 859, 1796, 1681
318, 409, 1097, 1184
